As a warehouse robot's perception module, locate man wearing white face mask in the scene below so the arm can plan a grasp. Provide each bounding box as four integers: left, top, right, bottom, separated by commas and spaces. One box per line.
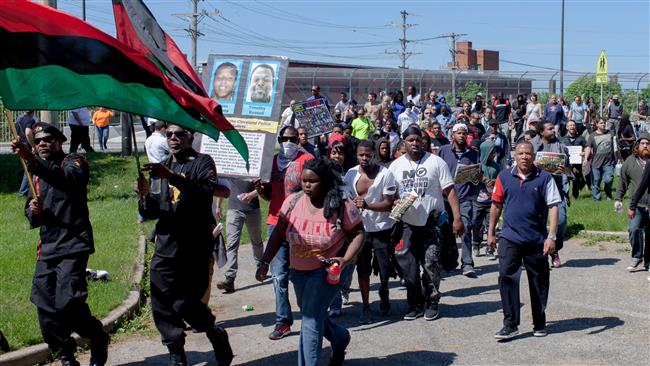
254, 126, 314, 340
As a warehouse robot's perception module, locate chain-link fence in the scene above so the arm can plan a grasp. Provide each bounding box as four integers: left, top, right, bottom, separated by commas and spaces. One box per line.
2, 68, 648, 143
283, 68, 650, 107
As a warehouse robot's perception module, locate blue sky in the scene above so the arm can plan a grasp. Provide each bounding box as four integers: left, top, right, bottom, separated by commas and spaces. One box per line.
59, 0, 648, 75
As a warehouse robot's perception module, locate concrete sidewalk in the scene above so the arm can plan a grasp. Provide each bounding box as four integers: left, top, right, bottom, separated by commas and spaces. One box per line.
69, 238, 649, 366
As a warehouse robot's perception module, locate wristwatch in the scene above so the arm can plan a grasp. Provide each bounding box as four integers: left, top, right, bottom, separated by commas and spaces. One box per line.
547, 234, 557, 241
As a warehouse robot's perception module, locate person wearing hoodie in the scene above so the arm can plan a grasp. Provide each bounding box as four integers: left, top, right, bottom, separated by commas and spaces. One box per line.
376, 137, 395, 167
437, 95, 450, 113
436, 105, 455, 138
472, 140, 501, 260
254, 126, 314, 340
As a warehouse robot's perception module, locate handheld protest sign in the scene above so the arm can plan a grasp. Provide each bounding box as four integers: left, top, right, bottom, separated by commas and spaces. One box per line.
196, 55, 289, 180
291, 98, 335, 138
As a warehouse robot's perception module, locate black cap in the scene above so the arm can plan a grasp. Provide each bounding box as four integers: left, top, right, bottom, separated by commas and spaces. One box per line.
488, 119, 499, 125
32, 122, 67, 142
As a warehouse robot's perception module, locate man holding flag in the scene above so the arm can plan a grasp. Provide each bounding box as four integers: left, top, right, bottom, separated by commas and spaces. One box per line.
1, 1, 247, 364
12, 123, 109, 366
136, 124, 233, 365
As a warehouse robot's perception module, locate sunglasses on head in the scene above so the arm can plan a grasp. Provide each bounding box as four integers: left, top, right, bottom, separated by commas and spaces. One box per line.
280, 136, 298, 143
166, 130, 190, 139
35, 135, 55, 144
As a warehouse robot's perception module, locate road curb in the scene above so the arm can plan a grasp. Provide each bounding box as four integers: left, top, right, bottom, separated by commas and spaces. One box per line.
0, 235, 147, 366
582, 230, 627, 237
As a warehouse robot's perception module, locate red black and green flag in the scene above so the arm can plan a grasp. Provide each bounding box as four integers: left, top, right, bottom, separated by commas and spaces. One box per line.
0, 0, 249, 165
112, 0, 207, 98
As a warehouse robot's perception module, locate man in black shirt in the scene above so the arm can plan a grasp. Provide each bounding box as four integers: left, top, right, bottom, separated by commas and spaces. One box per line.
493, 93, 512, 145
512, 95, 527, 142
136, 124, 233, 366
561, 120, 588, 199
12, 123, 109, 366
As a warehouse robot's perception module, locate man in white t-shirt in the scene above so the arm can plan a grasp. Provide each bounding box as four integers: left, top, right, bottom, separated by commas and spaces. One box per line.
280, 100, 297, 128
67, 107, 94, 153
388, 126, 464, 321
145, 120, 170, 164
397, 107, 420, 135
344, 140, 397, 324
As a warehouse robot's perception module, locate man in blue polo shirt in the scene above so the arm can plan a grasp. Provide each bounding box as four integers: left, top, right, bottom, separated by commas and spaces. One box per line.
487, 140, 561, 341
438, 123, 480, 277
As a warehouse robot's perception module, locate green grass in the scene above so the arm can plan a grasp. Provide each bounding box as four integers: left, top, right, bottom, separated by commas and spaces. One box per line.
0, 153, 141, 351
566, 176, 628, 233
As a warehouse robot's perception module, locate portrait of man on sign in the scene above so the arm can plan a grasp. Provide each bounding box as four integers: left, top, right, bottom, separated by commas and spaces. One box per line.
246, 63, 275, 103
211, 62, 238, 101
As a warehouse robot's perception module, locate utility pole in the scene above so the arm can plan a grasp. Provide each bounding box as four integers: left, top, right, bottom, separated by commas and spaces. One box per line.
385, 10, 418, 92
172, 0, 219, 70
556, 0, 560, 97
409, 33, 467, 100
82, 0, 86, 21
447, 33, 467, 100
40, 0, 58, 126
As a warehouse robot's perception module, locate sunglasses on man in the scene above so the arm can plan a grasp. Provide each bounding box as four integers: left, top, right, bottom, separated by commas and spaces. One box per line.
34, 135, 56, 145
280, 136, 298, 143
166, 130, 190, 139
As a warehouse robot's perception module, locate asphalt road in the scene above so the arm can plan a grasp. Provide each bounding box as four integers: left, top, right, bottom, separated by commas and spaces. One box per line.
72, 238, 649, 366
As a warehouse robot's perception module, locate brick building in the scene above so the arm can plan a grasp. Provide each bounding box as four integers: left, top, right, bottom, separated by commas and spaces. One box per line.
448, 41, 499, 71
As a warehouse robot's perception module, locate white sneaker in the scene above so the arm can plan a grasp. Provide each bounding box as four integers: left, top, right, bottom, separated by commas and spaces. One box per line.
627, 258, 642, 272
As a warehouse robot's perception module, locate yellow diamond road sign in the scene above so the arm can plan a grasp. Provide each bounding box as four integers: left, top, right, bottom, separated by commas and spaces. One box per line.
596, 49, 608, 84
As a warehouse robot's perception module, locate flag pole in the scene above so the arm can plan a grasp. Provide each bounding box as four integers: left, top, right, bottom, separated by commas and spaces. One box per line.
4, 109, 37, 198
128, 114, 141, 171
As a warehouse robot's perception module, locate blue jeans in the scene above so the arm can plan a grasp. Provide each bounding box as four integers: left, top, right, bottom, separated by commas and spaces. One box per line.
459, 200, 474, 268
556, 200, 567, 252
591, 164, 614, 200
267, 224, 293, 326
18, 172, 30, 196
291, 268, 350, 366
96, 126, 109, 149
628, 208, 650, 264
328, 264, 354, 312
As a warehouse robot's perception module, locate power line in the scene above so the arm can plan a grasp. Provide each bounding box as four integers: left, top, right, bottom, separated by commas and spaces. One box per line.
385, 10, 420, 91
172, 0, 219, 69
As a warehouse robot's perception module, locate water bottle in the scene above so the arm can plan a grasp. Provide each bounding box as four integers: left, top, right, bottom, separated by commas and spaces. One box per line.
614, 200, 623, 214
150, 177, 161, 195
326, 262, 342, 285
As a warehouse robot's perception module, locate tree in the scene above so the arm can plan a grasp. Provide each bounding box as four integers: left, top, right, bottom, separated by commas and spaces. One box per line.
640, 84, 650, 104
456, 81, 486, 103
565, 75, 622, 106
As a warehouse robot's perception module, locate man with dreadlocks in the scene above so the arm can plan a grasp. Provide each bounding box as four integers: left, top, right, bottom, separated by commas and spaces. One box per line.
256, 157, 365, 366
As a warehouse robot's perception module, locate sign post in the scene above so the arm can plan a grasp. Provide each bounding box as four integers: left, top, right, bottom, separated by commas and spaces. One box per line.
596, 49, 608, 117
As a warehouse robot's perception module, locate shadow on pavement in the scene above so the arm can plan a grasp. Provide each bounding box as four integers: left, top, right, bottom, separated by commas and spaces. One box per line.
227, 279, 270, 293
444, 284, 499, 298
546, 316, 625, 335
441, 300, 502, 318
562, 258, 620, 268
236, 350, 457, 366
218, 311, 283, 329
116, 350, 215, 366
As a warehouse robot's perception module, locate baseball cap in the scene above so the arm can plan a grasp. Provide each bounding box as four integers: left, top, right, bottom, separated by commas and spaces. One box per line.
452, 123, 468, 133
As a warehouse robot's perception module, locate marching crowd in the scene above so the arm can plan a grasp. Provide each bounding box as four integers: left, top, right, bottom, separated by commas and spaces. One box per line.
9, 84, 650, 366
